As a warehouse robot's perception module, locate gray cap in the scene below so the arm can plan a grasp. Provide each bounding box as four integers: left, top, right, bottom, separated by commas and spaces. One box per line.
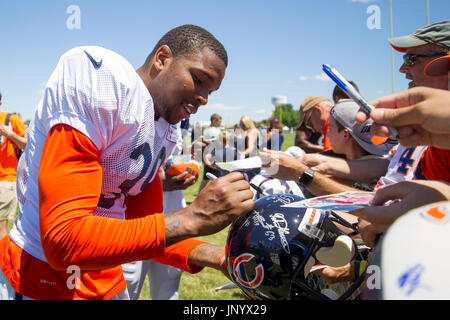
389, 20, 450, 52
330, 99, 397, 156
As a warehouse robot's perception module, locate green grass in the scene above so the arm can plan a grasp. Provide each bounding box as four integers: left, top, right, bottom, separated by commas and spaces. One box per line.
138, 132, 295, 300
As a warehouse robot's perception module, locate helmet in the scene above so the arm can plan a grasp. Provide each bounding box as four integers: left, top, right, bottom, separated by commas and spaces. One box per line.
226, 193, 363, 300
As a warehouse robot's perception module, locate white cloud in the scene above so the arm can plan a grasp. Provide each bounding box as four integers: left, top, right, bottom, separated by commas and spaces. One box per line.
350, 0, 377, 3
299, 73, 331, 82
255, 109, 269, 114
314, 73, 332, 82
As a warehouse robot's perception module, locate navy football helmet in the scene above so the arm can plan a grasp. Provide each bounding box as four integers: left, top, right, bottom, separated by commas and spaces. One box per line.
226, 193, 366, 300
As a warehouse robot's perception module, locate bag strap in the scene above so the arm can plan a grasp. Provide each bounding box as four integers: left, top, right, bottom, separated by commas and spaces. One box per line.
4, 112, 12, 126
3, 113, 22, 159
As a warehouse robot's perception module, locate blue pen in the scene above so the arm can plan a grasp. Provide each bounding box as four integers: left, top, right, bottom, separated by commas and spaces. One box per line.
322, 64, 399, 138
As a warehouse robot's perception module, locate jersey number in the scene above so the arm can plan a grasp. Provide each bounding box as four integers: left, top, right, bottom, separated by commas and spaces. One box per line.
98, 143, 166, 209
397, 147, 416, 175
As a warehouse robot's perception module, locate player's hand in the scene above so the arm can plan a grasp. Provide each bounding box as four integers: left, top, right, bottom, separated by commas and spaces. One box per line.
159, 167, 196, 191
188, 244, 231, 280
164, 172, 254, 246
259, 148, 306, 181
188, 172, 254, 234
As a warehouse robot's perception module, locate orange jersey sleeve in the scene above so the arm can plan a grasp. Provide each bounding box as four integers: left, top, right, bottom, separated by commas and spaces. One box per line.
125, 175, 205, 273
39, 124, 203, 273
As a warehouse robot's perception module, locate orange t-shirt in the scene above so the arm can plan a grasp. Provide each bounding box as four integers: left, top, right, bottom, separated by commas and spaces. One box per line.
0, 124, 205, 299
0, 112, 27, 181
421, 147, 450, 183
322, 116, 332, 152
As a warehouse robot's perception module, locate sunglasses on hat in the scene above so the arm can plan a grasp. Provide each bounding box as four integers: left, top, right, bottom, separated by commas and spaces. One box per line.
403, 52, 448, 66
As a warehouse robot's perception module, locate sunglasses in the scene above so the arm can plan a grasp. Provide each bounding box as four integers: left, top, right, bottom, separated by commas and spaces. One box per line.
402, 52, 448, 66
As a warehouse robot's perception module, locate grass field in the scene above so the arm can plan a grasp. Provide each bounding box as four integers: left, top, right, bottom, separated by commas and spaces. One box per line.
138, 132, 296, 300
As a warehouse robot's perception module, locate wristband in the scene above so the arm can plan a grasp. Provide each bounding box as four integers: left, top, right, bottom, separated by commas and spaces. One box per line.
298, 168, 315, 187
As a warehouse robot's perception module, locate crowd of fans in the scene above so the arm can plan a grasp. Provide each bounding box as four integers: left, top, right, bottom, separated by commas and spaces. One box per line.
192, 19, 450, 299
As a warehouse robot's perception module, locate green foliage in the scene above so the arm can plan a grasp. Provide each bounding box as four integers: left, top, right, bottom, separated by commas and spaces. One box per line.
273, 104, 299, 129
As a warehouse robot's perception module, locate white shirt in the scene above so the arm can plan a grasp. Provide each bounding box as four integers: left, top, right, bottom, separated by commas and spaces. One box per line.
375, 144, 428, 190
10, 46, 177, 262
203, 126, 222, 141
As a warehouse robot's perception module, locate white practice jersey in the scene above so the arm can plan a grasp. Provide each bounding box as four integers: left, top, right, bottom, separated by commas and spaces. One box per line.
10, 46, 178, 262
374, 144, 427, 190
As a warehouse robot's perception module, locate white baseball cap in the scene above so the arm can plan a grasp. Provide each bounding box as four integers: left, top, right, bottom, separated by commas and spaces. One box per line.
373, 201, 450, 299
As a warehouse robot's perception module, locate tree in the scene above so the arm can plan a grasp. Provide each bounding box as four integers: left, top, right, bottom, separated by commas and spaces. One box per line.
272, 104, 299, 129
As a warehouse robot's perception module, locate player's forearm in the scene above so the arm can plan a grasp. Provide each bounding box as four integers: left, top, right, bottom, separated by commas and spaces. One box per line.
41, 212, 167, 270
187, 243, 225, 271
163, 208, 197, 247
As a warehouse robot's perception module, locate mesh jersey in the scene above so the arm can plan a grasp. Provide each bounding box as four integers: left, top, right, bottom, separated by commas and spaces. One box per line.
374, 144, 427, 190
10, 46, 178, 262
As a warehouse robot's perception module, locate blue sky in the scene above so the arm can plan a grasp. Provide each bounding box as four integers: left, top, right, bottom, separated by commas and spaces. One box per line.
0, 0, 449, 126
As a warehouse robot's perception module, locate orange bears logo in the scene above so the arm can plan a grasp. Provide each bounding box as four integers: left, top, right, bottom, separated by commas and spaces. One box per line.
232, 253, 264, 289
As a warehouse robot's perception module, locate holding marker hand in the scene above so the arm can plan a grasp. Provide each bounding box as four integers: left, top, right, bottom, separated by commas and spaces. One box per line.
322, 64, 399, 139
355, 87, 450, 149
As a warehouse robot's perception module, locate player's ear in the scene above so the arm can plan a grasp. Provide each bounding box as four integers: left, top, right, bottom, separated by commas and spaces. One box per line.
343, 129, 351, 140
153, 45, 173, 72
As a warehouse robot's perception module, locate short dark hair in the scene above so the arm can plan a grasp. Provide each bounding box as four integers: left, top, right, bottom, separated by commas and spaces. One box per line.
0, 91, 2, 101
332, 81, 359, 103
148, 24, 228, 67
268, 116, 283, 131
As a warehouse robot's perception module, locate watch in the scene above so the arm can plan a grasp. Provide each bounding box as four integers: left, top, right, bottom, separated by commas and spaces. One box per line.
298, 168, 315, 187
